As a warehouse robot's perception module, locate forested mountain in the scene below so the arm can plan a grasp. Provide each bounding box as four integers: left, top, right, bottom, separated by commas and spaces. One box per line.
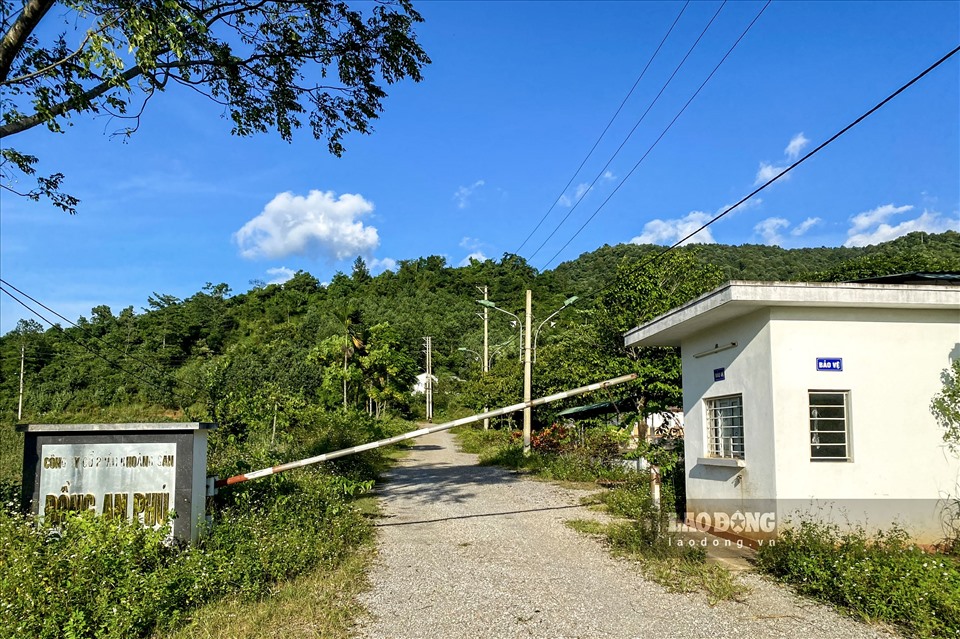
1, 231, 958, 430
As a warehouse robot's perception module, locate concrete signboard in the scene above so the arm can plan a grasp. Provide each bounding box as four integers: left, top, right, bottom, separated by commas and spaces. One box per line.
19, 423, 215, 542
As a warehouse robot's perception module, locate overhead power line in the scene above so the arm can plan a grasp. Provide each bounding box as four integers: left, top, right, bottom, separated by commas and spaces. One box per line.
514, 0, 691, 255
540, 0, 771, 270
0, 277, 201, 392
528, 0, 730, 263
0, 284, 181, 400
580, 42, 960, 303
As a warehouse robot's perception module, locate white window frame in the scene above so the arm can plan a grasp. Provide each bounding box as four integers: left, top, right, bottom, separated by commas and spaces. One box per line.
706, 394, 744, 460
809, 390, 851, 462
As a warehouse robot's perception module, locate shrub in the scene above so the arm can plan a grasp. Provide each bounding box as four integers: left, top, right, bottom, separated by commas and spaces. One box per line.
531, 423, 571, 454
0, 462, 374, 639
756, 519, 960, 638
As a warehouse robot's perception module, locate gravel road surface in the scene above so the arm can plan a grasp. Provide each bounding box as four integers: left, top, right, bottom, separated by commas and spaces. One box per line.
356, 430, 897, 639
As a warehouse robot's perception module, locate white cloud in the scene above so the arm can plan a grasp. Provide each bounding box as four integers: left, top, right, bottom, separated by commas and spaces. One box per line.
454, 180, 485, 209
558, 182, 595, 208
844, 207, 956, 247
266, 266, 295, 285
459, 251, 488, 266
755, 162, 789, 186
234, 190, 378, 261
753, 133, 809, 185
715, 197, 763, 217
370, 257, 397, 273
754, 217, 790, 246
784, 133, 810, 160
791, 216, 822, 236
630, 211, 716, 246
460, 236, 482, 250
848, 203, 913, 235
602, 170, 616, 181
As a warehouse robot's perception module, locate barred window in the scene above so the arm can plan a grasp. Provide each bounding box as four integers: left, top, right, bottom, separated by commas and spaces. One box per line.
809, 391, 850, 461
706, 395, 744, 459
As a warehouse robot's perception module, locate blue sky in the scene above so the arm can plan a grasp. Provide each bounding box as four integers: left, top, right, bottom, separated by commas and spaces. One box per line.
2, 1, 958, 334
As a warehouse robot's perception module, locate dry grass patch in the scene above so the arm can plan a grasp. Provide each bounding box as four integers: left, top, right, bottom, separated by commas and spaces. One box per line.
158, 544, 374, 639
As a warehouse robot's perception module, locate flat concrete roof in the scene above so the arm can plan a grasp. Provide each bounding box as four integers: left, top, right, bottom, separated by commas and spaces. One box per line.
624, 280, 960, 348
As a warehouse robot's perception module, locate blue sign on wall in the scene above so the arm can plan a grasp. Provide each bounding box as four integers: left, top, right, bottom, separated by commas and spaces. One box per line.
816, 357, 843, 371
713, 368, 725, 381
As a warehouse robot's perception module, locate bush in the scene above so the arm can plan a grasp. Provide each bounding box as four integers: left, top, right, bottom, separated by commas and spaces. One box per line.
756, 519, 960, 638
0, 420, 382, 639
0, 468, 372, 639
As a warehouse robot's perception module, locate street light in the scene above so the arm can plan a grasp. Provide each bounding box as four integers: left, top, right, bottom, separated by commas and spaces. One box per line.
457, 346, 482, 362
477, 299, 523, 361
533, 296, 578, 362
478, 292, 578, 454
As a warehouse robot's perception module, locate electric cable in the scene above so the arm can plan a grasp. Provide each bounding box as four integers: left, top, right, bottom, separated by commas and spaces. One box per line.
528, 0, 731, 262
576, 42, 960, 303
0, 277, 204, 393
0, 284, 183, 400
539, 0, 770, 269
514, 0, 691, 255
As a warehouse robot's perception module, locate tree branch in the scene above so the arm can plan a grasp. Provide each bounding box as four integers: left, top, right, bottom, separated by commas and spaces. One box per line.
0, 0, 56, 82
0, 64, 145, 138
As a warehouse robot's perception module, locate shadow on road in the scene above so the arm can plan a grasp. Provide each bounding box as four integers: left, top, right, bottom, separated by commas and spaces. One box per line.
376, 458, 521, 506
375, 503, 584, 527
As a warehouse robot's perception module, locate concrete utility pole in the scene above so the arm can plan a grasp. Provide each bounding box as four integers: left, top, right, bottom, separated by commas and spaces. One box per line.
424, 336, 433, 422
523, 289, 533, 454
478, 285, 490, 430
18, 343, 25, 421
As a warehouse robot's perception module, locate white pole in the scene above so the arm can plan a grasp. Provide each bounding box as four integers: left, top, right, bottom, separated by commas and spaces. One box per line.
482, 285, 489, 430
523, 289, 532, 455
18, 343, 25, 421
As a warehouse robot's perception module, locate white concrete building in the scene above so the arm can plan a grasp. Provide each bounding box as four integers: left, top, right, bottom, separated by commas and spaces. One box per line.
412, 373, 438, 395
624, 280, 960, 544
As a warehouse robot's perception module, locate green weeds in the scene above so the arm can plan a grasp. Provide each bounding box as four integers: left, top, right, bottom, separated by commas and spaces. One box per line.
756, 519, 960, 638
0, 411, 413, 639
0, 468, 373, 639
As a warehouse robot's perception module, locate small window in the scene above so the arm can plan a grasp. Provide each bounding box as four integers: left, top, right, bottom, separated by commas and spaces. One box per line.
809, 391, 850, 461
706, 394, 744, 459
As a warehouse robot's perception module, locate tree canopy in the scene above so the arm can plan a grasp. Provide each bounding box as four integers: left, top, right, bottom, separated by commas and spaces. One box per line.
1, 232, 957, 429
0, 0, 430, 212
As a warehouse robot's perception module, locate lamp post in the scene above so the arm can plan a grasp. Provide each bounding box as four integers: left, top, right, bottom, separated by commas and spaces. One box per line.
477, 299, 523, 361
476, 286, 490, 430
533, 296, 578, 362
457, 347, 482, 361
477, 292, 578, 453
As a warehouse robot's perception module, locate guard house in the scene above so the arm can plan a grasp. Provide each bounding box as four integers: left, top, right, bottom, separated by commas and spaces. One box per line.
624, 279, 960, 544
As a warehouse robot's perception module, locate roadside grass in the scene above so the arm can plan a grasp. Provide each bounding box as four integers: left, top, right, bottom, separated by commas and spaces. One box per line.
564, 476, 748, 606
0, 425, 22, 485
453, 425, 633, 483
0, 413, 415, 639
157, 539, 375, 639
454, 425, 746, 605
756, 518, 960, 638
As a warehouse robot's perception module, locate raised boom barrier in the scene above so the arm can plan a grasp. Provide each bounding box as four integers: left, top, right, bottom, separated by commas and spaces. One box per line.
214, 373, 638, 488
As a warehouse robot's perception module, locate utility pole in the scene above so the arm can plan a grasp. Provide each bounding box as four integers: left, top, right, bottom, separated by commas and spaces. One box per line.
424, 336, 433, 422
479, 285, 490, 430
18, 343, 25, 421
523, 289, 532, 454
477, 292, 577, 451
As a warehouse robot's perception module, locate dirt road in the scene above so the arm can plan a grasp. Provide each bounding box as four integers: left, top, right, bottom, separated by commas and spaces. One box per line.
356, 430, 896, 639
